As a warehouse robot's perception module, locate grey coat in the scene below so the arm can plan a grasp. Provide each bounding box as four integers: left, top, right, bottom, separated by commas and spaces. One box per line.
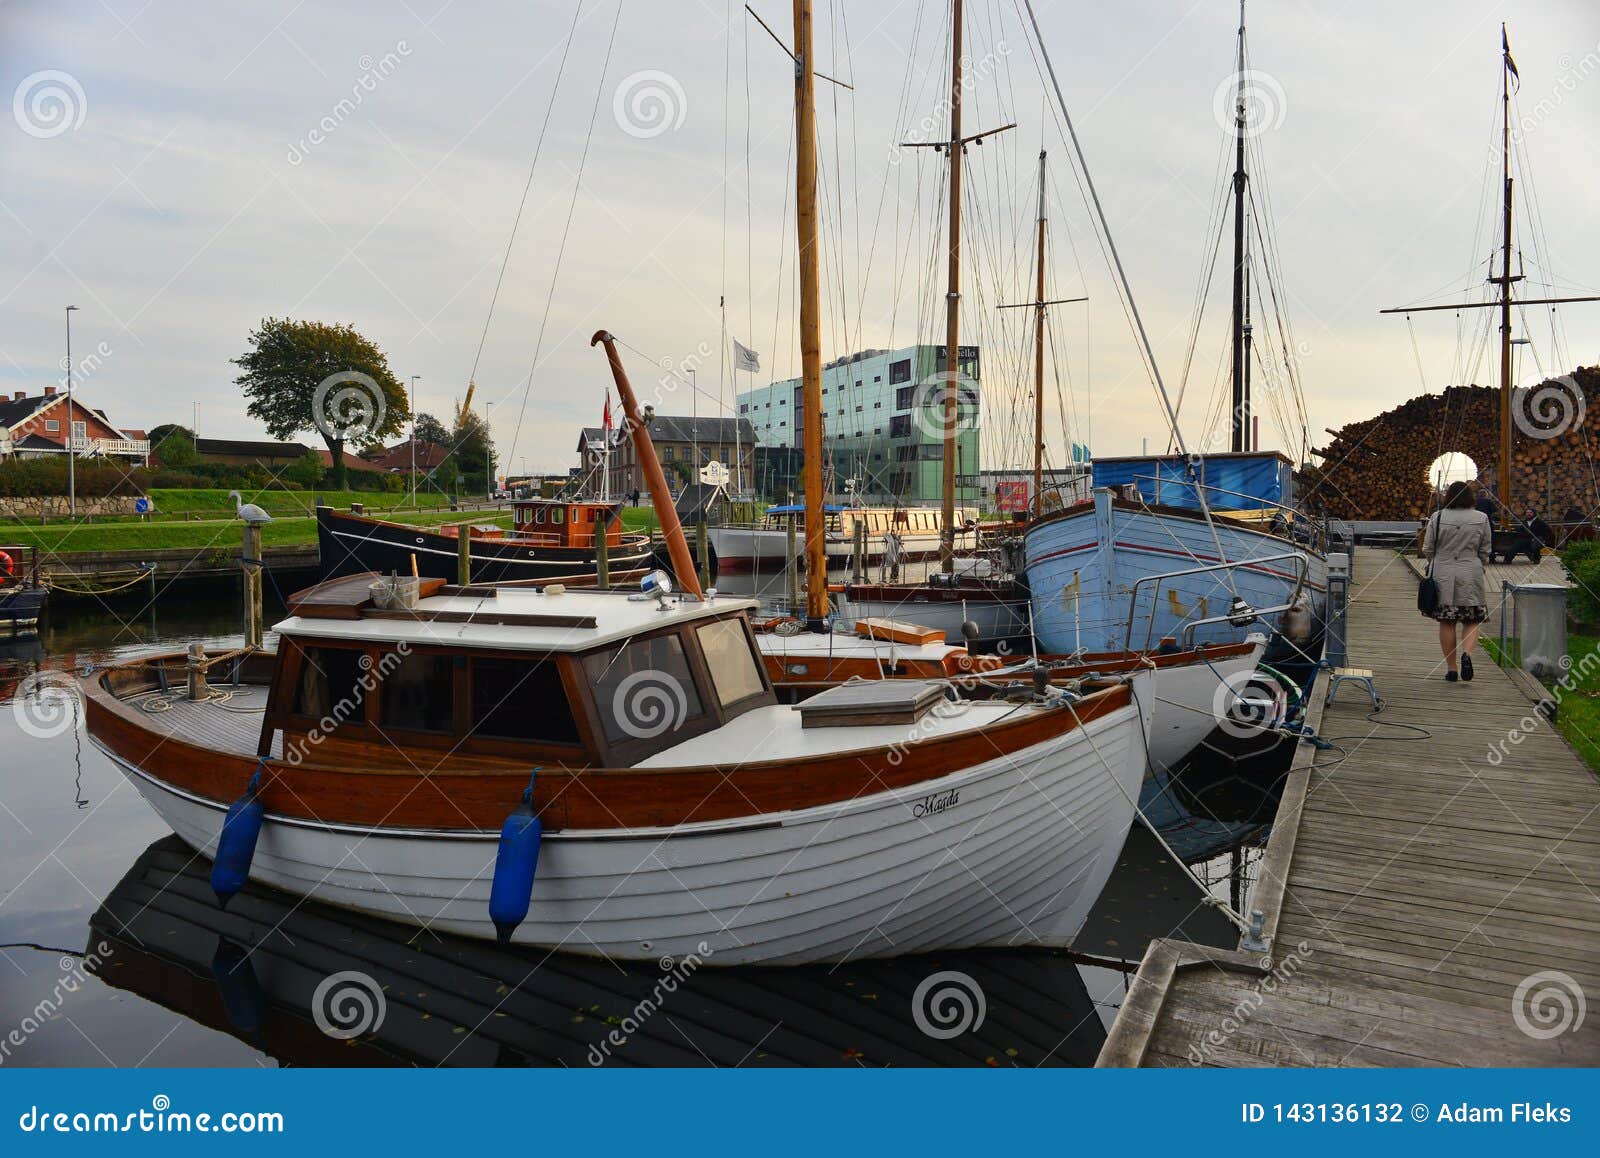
1423, 508, 1491, 607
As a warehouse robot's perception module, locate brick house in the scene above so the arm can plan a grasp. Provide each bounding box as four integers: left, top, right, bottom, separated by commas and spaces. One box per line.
577, 416, 756, 500
0, 386, 150, 462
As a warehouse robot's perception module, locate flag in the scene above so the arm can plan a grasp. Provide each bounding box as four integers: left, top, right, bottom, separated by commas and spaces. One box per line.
732, 339, 761, 373
602, 392, 612, 431
1503, 27, 1519, 89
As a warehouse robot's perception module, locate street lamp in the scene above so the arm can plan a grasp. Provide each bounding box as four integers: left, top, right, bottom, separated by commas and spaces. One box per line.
483, 401, 493, 503
65, 306, 79, 518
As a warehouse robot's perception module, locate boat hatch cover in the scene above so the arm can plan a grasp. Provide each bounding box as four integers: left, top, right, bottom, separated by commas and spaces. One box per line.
799, 680, 952, 729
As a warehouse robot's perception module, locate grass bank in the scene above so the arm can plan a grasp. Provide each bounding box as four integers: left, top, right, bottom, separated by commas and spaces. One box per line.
1485, 632, 1600, 773
5, 509, 514, 557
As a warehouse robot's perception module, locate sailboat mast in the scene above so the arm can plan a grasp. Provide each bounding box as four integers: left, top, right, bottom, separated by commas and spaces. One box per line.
1032, 150, 1047, 512
939, 0, 965, 573
793, 0, 829, 625
1229, 0, 1250, 453
1497, 23, 1515, 527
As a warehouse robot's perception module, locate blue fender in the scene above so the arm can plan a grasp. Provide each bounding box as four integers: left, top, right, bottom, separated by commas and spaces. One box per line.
489, 770, 544, 945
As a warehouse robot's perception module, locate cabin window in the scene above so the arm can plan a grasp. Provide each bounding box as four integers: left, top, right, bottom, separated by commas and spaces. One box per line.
583, 634, 705, 744
470, 657, 580, 744
380, 651, 455, 733
292, 646, 369, 726
696, 620, 765, 707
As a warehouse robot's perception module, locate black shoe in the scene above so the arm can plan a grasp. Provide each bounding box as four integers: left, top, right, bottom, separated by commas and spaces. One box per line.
1462, 655, 1474, 681
1446, 670, 1459, 682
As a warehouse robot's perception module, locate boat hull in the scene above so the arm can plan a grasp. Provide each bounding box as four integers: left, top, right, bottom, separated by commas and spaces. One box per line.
317, 507, 655, 584
0, 586, 46, 636
1023, 493, 1326, 660
98, 687, 1150, 967
708, 526, 975, 576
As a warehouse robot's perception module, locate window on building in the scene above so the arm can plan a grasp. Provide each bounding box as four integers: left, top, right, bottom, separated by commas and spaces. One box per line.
292, 646, 369, 727
874, 375, 881, 382
920, 443, 944, 460
895, 444, 917, 461
854, 380, 862, 389
380, 651, 455, 733
662, 446, 674, 461
895, 386, 914, 410
779, 420, 786, 428
854, 404, 863, 413
45, 420, 60, 432
470, 656, 579, 744
889, 414, 911, 438
874, 401, 882, 408
889, 359, 911, 384
874, 427, 882, 436
739, 404, 748, 413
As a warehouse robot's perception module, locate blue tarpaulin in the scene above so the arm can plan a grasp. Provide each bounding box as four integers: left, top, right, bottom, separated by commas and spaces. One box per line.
1091, 453, 1292, 511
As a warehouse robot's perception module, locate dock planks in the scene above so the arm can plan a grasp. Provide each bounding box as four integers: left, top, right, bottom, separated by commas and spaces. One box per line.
1098, 547, 1600, 1067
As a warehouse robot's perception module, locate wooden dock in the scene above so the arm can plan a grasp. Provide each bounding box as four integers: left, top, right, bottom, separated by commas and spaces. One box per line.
1099, 546, 1600, 1066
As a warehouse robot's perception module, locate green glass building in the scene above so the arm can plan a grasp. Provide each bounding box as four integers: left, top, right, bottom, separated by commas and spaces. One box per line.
736, 343, 980, 505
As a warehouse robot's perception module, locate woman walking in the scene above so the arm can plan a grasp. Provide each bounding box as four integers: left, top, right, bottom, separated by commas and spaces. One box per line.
1422, 480, 1493, 682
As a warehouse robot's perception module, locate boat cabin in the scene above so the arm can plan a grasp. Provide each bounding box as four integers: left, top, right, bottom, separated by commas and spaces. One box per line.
1091, 451, 1294, 514
509, 498, 625, 549
258, 579, 773, 770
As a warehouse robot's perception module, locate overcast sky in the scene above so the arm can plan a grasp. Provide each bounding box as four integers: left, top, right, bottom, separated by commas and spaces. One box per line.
4, 0, 1598, 478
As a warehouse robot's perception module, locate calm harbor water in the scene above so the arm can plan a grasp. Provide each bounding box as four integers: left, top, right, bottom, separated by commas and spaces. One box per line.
0, 585, 1257, 1068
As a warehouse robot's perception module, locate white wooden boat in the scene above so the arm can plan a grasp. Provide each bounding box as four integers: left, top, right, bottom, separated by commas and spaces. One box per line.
83, 579, 1153, 965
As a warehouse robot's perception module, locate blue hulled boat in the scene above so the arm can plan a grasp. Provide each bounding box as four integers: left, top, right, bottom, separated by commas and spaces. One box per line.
1022, 452, 1327, 661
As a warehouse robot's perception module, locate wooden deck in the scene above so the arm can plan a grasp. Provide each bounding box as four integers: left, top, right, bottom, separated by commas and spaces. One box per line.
1099, 547, 1600, 1066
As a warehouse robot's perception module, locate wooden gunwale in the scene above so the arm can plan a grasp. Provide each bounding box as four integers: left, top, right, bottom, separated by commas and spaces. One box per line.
82, 652, 1129, 833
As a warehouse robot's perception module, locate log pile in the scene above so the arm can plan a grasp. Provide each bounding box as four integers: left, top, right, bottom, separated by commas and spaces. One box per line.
1301, 366, 1600, 520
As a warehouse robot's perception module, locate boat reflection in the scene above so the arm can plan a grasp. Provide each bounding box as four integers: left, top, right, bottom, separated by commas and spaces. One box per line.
88, 837, 1107, 1067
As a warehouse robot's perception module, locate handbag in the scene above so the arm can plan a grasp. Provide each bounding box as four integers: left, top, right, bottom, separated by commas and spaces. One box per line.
1417, 512, 1440, 613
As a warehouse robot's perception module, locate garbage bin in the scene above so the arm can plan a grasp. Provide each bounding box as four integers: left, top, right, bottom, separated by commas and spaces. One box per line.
1506, 582, 1568, 678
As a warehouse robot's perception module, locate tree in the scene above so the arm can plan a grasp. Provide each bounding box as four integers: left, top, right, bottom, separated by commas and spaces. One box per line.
285, 449, 327, 489
153, 428, 199, 468
233, 318, 407, 490
413, 412, 450, 448
453, 409, 496, 495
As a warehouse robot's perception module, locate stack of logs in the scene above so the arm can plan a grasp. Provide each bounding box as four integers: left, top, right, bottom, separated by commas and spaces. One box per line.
1301, 366, 1600, 521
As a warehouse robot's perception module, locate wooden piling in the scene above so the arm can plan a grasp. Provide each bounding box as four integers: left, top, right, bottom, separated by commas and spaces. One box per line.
852, 519, 866, 585
456, 523, 471, 586
595, 527, 610, 591
697, 520, 710, 591
241, 522, 263, 649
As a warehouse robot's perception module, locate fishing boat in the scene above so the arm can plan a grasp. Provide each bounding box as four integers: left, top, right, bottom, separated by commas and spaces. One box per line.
1022, 3, 1327, 662
81, 319, 1156, 966
1024, 455, 1327, 657
0, 544, 47, 637
316, 497, 654, 584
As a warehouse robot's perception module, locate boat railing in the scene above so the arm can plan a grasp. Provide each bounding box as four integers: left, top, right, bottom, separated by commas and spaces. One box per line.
0, 544, 42, 587
1128, 475, 1327, 551
1121, 551, 1310, 652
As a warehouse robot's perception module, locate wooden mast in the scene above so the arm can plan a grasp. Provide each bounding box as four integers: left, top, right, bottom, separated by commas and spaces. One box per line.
1496, 24, 1514, 527
938, 0, 965, 574
1380, 26, 1600, 529
999, 153, 1085, 516
793, 0, 829, 626
590, 331, 703, 599
1228, 0, 1250, 453
1032, 150, 1047, 510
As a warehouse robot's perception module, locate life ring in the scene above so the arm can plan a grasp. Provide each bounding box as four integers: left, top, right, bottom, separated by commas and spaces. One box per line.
0, 549, 13, 583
